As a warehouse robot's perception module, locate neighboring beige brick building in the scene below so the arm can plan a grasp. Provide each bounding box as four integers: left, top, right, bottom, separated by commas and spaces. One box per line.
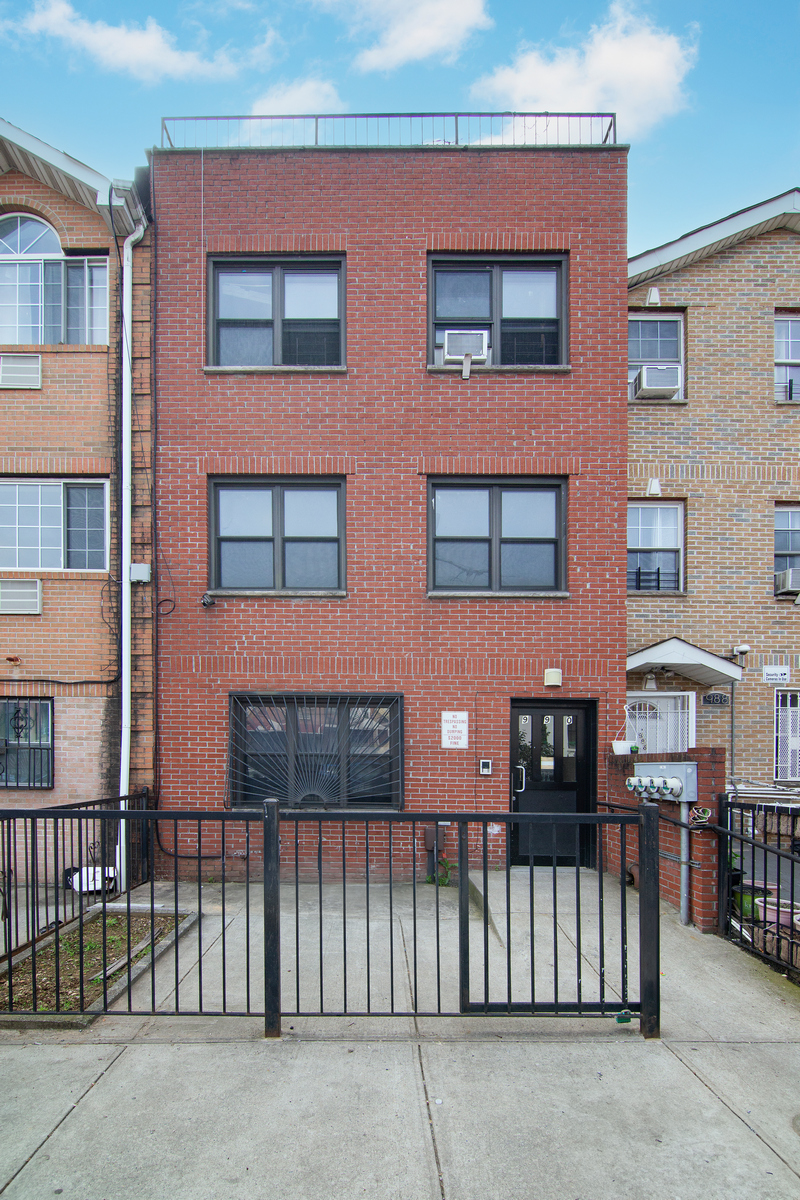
0, 119, 153, 805
625, 190, 800, 784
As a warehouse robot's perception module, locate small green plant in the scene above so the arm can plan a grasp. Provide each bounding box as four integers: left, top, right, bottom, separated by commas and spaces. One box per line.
426, 856, 453, 887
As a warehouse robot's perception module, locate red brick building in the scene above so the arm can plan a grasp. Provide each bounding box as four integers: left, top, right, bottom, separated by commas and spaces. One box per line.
0, 119, 153, 806
151, 114, 629, 864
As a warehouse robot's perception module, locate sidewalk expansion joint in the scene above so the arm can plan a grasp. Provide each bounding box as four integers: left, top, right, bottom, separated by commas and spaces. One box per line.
664, 1040, 800, 1183
416, 1043, 447, 1200
0, 1045, 128, 1196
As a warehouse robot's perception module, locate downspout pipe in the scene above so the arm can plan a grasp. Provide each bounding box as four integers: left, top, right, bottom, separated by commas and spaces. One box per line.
118, 219, 146, 887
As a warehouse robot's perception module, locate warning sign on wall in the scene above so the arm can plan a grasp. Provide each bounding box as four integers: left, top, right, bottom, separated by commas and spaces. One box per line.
441, 711, 469, 749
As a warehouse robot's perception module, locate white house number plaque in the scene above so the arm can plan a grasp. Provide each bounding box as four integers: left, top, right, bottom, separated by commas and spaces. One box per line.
441, 711, 469, 749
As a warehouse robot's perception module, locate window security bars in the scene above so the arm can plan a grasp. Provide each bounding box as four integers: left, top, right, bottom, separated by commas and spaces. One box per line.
775, 692, 800, 781
625, 697, 691, 754
719, 798, 800, 977
0, 699, 53, 788
228, 694, 403, 808
1, 804, 660, 1039
162, 113, 618, 151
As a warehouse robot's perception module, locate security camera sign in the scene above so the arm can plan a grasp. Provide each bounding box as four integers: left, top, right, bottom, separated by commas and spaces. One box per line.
441, 711, 469, 749
763, 666, 791, 685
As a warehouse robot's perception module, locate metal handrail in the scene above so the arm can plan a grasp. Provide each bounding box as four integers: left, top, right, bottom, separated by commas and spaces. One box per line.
160, 111, 618, 151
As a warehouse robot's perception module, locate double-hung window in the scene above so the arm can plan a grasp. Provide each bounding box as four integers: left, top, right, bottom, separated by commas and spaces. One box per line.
775, 317, 800, 402
211, 480, 345, 591
627, 502, 683, 592
0, 698, 53, 788
0, 481, 107, 570
0, 214, 108, 345
210, 259, 344, 367
229, 693, 403, 808
429, 480, 564, 592
429, 258, 564, 366
774, 508, 800, 593
628, 314, 683, 399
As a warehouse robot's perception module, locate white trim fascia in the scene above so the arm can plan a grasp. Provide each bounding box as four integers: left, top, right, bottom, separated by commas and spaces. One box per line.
626, 637, 742, 685
0, 116, 109, 194
629, 189, 800, 287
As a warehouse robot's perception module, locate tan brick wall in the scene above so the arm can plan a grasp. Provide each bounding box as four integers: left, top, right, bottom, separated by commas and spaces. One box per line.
0, 173, 154, 806
628, 228, 800, 783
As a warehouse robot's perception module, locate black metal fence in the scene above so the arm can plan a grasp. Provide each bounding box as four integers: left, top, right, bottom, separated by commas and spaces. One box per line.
719, 798, 800, 975
1, 803, 660, 1038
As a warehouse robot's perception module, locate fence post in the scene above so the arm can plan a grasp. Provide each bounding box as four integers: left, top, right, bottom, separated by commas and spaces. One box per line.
638, 801, 660, 1039
263, 799, 281, 1038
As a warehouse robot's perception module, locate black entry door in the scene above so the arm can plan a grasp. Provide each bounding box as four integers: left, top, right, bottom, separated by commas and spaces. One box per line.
511, 703, 592, 865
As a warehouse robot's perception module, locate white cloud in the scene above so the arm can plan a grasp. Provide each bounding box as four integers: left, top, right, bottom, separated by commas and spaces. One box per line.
251, 78, 346, 114
473, 3, 697, 139
318, 0, 492, 72
16, 0, 239, 81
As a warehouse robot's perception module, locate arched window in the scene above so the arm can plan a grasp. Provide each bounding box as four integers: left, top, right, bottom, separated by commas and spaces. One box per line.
0, 214, 108, 345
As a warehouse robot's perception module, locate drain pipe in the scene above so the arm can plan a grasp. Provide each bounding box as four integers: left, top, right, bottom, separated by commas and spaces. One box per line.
118, 218, 146, 889
680, 799, 690, 925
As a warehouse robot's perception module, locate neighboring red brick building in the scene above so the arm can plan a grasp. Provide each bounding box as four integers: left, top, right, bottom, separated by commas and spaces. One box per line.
151, 114, 629, 863
0, 119, 153, 806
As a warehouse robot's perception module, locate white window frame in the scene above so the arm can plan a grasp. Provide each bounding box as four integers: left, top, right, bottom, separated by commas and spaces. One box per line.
625, 691, 696, 753
628, 313, 684, 399
775, 690, 800, 781
0, 479, 110, 572
627, 501, 684, 592
775, 316, 800, 403
0, 213, 109, 347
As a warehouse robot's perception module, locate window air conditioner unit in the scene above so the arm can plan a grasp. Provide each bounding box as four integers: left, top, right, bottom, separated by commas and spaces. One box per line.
0, 354, 41, 389
775, 569, 800, 595
443, 330, 488, 364
633, 364, 681, 399
0, 579, 42, 614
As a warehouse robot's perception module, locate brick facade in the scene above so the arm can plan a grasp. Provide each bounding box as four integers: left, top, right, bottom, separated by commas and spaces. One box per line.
628, 225, 800, 784
152, 144, 629, 827
0, 165, 154, 806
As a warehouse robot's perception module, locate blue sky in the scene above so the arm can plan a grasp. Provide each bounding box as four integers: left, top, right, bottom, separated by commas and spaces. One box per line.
0, 0, 798, 255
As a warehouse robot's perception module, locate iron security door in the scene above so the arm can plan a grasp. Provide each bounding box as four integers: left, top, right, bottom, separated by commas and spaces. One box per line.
511, 704, 592, 865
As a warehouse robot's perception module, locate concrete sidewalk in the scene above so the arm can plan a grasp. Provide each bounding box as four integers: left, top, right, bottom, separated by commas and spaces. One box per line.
2, 900, 800, 1198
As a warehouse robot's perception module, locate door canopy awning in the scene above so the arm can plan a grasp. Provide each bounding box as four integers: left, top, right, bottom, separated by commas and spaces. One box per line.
626, 637, 743, 687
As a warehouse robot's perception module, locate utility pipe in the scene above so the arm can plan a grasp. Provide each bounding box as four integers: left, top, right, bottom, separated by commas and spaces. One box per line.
117, 218, 146, 890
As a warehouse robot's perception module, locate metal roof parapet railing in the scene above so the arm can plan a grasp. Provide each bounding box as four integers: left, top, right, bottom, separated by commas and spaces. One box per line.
160, 112, 617, 151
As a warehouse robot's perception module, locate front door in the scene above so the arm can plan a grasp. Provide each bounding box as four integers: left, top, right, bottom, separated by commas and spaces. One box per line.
511, 703, 593, 865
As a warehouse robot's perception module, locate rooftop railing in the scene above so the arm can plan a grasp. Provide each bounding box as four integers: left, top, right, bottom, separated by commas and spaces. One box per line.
160, 112, 617, 151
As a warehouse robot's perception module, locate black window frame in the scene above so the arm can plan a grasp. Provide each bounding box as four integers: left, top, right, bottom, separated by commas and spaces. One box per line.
228, 692, 404, 810
427, 255, 567, 367
427, 478, 566, 594
208, 256, 345, 367
0, 697, 54, 789
209, 477, 346, 593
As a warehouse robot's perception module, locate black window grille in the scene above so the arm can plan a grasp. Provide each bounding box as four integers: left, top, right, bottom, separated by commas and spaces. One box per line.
0, 698, 53, 788
229, 694, 403, 809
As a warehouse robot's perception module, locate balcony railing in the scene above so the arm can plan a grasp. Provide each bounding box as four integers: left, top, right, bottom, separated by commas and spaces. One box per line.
160, 112, 617, 151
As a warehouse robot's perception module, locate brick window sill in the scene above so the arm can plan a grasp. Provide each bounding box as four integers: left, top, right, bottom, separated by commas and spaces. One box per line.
427, 590, 571, 600
0, 344, 108, 353
427, 365, 571, 376
204, 366, 347, 376
628, 396, 688, 406
205, 589, 347, 599
627, 590, 686, 597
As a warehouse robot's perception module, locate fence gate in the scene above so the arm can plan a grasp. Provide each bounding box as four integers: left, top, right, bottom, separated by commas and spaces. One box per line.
1, 803, 660, 1038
